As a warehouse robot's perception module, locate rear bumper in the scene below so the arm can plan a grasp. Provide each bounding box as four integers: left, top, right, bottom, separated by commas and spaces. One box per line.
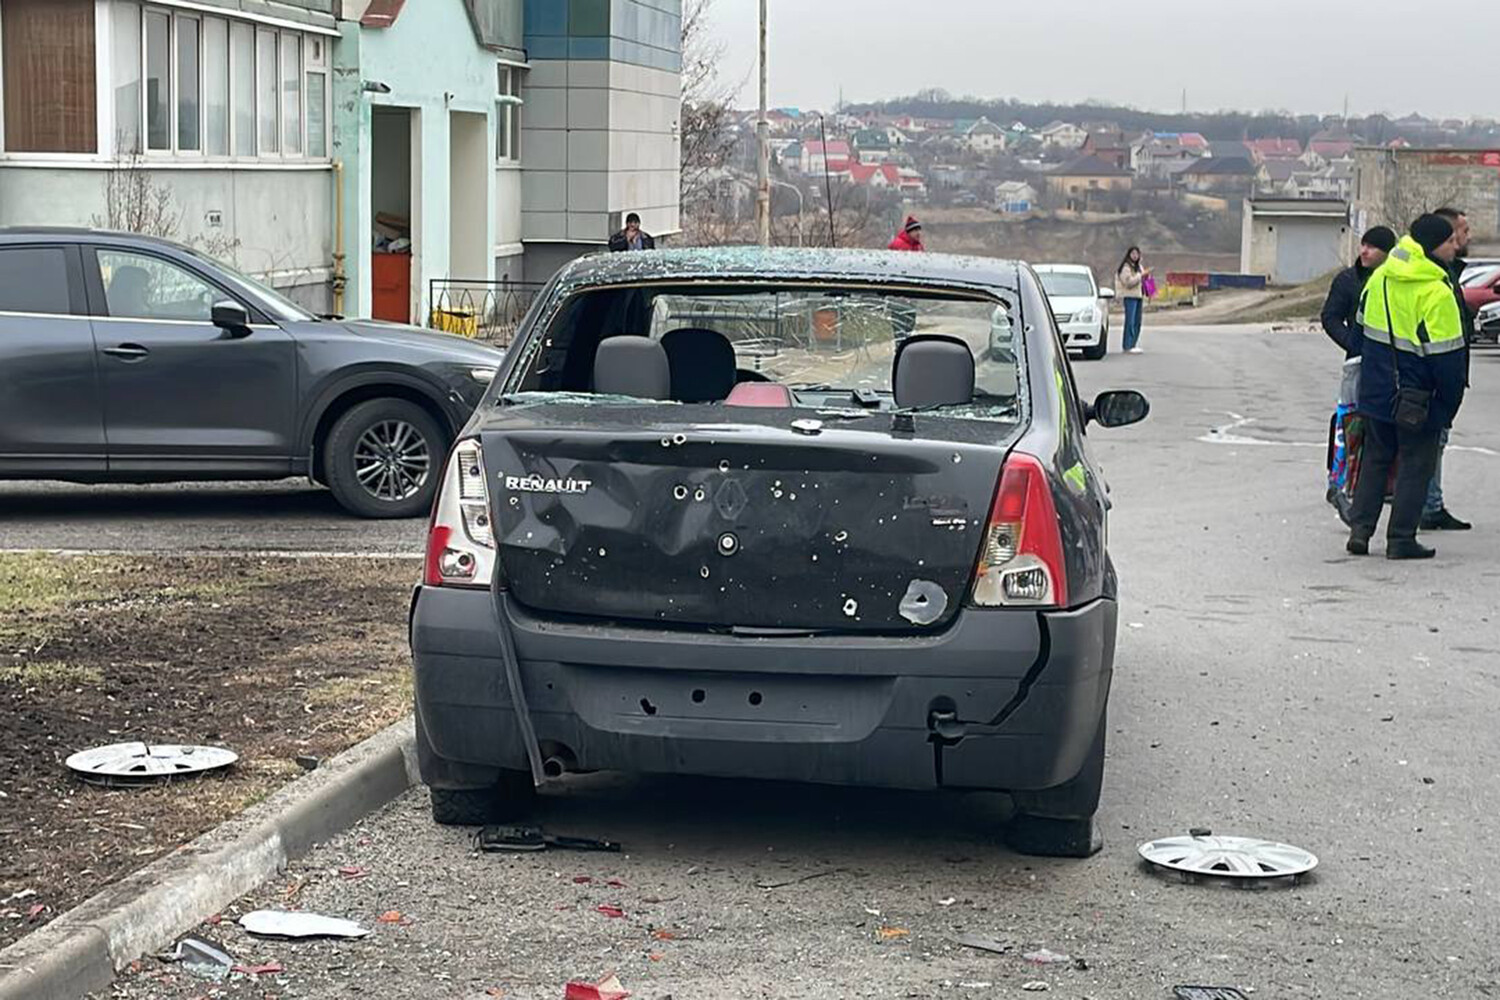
410, 589, 1116, 792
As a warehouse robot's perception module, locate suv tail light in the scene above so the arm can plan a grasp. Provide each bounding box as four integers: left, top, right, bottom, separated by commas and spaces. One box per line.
425, 439, 498, 589
971, 451, 1068, 608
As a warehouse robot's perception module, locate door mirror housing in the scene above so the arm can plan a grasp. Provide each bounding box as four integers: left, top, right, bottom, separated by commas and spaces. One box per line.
1088, 389, 1149, 428
211, 300, 252, 336
1098, 287, 1117, 300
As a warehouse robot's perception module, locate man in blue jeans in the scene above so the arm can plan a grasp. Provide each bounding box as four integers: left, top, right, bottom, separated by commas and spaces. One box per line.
1422, 207, 1474, 532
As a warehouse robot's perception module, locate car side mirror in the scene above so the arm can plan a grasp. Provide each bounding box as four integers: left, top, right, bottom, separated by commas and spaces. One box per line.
1088, 389, 1149, 428
212, 300, 251, 337
1099, 287, 1117, 300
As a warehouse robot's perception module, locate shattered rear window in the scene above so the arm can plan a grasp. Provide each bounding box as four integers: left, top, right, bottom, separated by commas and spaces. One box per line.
504, 282, 1025, 422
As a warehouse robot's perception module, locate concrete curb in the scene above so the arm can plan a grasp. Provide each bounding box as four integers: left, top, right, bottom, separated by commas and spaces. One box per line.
0, 717, 418, 1000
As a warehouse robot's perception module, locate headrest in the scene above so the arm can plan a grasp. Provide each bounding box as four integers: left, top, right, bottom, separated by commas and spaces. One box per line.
593, 336, 670, 399
892, 334, 975, 409
661, 327, 737, 403
725, 382, 793, 408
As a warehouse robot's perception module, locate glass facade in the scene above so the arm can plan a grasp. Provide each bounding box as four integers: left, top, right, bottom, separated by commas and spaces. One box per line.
523, 0, 681, 70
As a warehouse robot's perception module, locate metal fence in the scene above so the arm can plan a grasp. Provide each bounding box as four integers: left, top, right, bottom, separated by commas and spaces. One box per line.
427, 279, 547, 345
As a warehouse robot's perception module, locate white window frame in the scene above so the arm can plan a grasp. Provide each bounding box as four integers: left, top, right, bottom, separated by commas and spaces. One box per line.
134, 6, 327, 163
0, 0, 333, 166
496, 64, 524, 165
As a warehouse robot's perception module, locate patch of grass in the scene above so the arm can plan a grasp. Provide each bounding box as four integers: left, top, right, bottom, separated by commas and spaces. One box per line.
305, 669, 413, 714
0, 553, 127, 615
0, 659, 104, 688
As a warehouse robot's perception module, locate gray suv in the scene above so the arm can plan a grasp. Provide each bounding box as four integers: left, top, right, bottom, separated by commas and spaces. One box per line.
0, 228, 505, 518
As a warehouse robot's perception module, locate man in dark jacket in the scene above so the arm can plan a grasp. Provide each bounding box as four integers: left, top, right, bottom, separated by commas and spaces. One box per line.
1320, 226, 1396, 517
1420, 207, 1473, 531
1346, 214, 1467, 560
608, 213, 655, 252
1322, 226, 1397, 356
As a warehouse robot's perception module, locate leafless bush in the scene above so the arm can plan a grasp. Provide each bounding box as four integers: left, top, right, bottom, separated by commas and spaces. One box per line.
93, 148, 241, 261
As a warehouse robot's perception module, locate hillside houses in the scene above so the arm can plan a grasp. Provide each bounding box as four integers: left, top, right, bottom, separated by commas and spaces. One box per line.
733, 102, 1485, 222
1039, 121, 1088, 150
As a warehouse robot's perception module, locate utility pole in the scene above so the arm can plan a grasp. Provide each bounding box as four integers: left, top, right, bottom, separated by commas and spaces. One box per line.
756, 0, 771, 247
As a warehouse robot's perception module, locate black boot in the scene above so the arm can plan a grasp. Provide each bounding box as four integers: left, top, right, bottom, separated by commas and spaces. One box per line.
1346, 532, 1371, 556
1420, 509, 1472, 531
1387, 539, 1436, 560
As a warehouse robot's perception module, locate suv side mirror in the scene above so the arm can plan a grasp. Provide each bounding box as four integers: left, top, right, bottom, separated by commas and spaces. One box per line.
211, 300, 252, 337
1088, 389, 1149, 428
1099, 287, 1117, 299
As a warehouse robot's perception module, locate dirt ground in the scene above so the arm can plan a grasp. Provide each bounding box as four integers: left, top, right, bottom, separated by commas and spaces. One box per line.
0, 554, 418, 949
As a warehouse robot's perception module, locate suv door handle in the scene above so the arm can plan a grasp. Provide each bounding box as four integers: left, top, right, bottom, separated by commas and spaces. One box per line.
102, 344, 150, 360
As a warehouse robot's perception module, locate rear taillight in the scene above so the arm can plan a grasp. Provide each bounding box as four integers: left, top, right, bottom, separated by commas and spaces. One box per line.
424, 439, 498, 589
971, 451, 1068, 608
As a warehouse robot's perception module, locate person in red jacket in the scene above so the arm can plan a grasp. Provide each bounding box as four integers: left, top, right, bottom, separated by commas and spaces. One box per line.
889, 216, 924, 251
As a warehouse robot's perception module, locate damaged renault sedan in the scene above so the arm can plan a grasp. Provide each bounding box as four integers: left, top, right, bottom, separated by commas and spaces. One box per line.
409, 248, 1148, 857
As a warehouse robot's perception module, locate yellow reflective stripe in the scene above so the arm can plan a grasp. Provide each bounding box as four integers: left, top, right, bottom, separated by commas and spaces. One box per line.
1391, 246, 1412, 262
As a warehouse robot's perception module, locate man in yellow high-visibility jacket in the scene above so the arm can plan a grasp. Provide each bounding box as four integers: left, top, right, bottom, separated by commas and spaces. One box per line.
1346, 213, 1469, 560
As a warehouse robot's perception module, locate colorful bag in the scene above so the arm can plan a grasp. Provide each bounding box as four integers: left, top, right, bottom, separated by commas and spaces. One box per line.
1141, 273, 1158, 298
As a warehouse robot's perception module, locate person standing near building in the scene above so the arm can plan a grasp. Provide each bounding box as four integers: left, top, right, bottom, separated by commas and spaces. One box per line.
1345, 214, 1468, 560
1319, 225, 1397, 520
1117, 247, 1149, 353
889, 216, 925, 252
608, 213, 656, 252
1419, 207, 1473, 531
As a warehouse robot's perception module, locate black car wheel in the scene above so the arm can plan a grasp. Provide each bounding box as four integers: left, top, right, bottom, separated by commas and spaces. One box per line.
1005, 710, 1106, 857
1080, 337, 1108, 361
417, 709, 535, 825
325, 398, 446, 518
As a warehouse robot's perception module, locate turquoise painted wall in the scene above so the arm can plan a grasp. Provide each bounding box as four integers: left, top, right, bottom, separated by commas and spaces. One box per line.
333, 1, 500, 320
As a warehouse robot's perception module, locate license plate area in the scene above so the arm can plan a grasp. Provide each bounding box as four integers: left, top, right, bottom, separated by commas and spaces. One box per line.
563, 665, 894, 744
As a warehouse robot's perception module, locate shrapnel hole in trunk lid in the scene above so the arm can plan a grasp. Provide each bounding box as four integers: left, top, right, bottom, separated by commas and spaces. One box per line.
482, 413, 1014, 633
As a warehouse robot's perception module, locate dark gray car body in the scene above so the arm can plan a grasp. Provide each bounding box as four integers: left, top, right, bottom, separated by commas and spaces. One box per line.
0, 228, 503, 484
412, 248, 1130, 816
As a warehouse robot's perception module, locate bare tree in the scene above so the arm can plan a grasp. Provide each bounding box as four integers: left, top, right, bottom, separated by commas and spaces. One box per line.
1381, 171, 1468, 233
97, 149, 179, 239
94, 147, 241, 260
680, 0, 740, 238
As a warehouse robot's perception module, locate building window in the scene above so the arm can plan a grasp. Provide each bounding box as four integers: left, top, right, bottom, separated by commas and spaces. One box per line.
203, 17, 229, 156
112, 3, 143, 154
2, 2, 329, 161
256, 29, 278, 154
497, 65, 523, 162
280, 33, 302, 155
306, 37, 328, 158
1, 0, 98, 154
145, 10, 172, 151
230, 21, 255, 156
176, 15, 201, 152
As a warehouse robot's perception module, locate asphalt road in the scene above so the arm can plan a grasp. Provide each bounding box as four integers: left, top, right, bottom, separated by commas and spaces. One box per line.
0, 479, 426, 554
78, 326, 1500, 998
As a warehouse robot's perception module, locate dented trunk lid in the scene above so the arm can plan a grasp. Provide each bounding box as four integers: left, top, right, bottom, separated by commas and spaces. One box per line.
480, 403, 1016, 632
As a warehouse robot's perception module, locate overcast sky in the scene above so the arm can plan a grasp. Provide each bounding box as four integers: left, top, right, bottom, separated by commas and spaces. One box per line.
705, 0, 1500, 120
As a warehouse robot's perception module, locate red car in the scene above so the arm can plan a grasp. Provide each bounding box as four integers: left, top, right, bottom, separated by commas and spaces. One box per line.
1462, 263, 1500, 314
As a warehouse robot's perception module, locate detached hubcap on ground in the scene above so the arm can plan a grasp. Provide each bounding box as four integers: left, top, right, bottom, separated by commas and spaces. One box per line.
354, 420, 431, 502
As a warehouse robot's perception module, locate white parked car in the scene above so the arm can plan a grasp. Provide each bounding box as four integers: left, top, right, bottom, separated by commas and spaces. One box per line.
1475, 299, 1500, 347
1034, 264, 1114, 361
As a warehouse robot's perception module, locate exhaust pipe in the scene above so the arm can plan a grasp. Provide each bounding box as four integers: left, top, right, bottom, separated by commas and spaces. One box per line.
542, 756, 567, 779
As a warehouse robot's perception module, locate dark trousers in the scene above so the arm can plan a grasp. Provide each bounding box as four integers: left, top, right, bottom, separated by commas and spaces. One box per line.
1347, 418, 1443, 542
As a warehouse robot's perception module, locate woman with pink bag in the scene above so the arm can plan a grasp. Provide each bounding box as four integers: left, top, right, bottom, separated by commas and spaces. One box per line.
1116, 246, 1153, 354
